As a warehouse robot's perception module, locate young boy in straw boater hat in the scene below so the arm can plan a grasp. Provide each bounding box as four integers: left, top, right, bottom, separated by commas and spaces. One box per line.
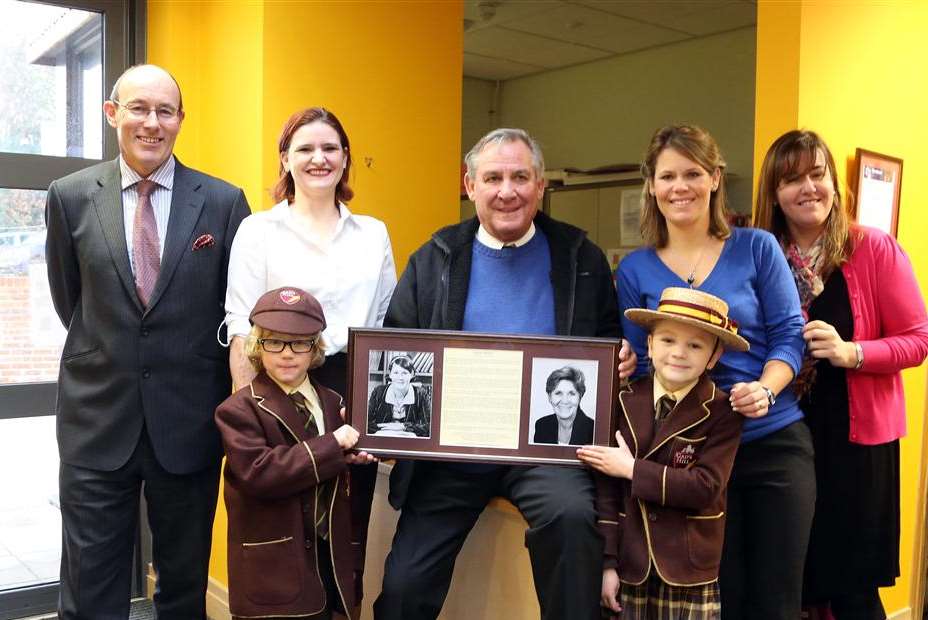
214, 287, 375, 620
577, 287, 749, 620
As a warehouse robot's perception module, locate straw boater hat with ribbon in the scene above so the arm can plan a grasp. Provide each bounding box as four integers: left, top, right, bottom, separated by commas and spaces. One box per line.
625, 287, 750, 352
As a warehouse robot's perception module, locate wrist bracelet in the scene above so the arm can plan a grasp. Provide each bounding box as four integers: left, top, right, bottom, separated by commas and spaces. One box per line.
854, 342, 864, 370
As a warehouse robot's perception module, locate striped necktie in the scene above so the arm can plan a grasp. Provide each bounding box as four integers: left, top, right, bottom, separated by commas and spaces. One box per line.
655, 394, 676, 431
290, 390, 329, 538
289, 391, 320, 437
132, 179, 160, 307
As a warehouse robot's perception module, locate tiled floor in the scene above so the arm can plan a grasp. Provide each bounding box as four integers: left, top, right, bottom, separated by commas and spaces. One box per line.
0, 416, 61, 591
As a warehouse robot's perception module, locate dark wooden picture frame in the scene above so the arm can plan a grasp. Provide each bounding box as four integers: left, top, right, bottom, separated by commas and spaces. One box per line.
347, 328, 621, 466
852, 148, 903, 238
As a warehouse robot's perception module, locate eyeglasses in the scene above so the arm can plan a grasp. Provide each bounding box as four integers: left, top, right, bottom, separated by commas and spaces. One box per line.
112, 100, 181, 122
257, 338, 316, 354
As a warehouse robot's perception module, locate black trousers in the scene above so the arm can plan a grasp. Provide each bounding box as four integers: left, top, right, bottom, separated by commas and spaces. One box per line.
828, 590, 886, 620
719, 421, 816, 620
58, 427, 220, 620
373, 462, 603, 620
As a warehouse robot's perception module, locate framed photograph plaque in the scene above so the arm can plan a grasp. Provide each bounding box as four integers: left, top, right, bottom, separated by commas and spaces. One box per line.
346, 328, 622, 466
853, 148, 903, 238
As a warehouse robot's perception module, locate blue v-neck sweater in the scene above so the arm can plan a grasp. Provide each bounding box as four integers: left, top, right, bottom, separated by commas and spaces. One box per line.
462, 230, 556, 336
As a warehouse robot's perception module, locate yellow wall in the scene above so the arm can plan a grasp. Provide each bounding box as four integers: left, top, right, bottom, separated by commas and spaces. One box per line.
755, 1, 928, 613
147, 2, 265, 211
147, 0, 463, 587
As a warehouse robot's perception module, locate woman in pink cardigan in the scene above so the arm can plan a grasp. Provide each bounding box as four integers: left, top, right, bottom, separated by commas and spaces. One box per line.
754, 129, 928, 619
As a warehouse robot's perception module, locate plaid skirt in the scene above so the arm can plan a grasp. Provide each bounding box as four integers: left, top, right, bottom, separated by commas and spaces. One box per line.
617, 573, 720, 620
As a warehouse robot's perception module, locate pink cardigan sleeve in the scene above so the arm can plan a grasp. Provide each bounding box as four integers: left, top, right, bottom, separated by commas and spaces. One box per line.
847, 227, 928, 373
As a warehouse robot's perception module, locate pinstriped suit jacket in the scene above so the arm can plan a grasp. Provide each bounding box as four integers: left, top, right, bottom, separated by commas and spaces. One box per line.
46, 158, 250, 474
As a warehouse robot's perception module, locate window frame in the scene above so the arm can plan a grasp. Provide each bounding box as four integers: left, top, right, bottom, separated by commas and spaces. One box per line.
0, 1, 145, 616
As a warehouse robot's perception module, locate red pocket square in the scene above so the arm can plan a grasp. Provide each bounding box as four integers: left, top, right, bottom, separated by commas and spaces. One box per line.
192, 234, 215, 251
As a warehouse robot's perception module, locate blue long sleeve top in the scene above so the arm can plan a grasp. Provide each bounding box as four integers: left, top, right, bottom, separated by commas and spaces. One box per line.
617, 227, 806, 442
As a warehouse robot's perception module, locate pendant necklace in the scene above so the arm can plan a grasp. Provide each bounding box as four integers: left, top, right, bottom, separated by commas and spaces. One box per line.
685, 243, 709, 288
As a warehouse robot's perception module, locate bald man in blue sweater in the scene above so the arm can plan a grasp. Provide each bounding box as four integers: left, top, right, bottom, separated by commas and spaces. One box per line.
374, 128, 636, 620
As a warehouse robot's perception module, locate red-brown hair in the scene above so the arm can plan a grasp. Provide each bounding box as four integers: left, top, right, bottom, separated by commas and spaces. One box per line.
272, 107, 353, 205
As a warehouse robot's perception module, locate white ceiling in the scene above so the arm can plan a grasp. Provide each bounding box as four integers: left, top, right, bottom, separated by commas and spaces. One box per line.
463, 0, 757, 81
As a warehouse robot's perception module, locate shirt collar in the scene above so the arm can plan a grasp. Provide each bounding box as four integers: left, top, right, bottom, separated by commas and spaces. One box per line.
476, 222, 536, 250
334, 202, 353, 236
270, 373, 313, 400
273, 200, 355, 231
119, 155, 175, 191
385, 384, 416, 406
652, 375, 699, 408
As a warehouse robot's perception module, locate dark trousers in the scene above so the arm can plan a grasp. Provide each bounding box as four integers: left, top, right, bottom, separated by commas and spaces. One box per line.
829, 590, 886, 620
58, 427, 220, 620
373, 462, 603, 620
719, 421, 816, 620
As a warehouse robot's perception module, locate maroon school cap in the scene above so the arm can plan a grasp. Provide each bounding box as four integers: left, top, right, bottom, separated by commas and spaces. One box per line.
249, 287, 326, 335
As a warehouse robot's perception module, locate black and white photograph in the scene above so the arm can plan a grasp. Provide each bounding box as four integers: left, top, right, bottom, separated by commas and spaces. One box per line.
366, 350, 433, 439
528, 358, 599, 446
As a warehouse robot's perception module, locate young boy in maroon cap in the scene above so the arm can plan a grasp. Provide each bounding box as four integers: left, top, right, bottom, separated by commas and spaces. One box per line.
215, 287, 374, 619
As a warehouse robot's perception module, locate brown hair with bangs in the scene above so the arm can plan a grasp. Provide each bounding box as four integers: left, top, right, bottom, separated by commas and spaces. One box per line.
272, 107, 353, 205
753, 129, 854, 276
640, 124, 731, 248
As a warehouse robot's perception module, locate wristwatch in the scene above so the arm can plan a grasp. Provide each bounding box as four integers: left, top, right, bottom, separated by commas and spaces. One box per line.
761, 386, 776, 407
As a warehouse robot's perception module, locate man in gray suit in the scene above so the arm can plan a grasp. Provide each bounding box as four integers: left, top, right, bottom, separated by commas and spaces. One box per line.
45, 64, 250, 619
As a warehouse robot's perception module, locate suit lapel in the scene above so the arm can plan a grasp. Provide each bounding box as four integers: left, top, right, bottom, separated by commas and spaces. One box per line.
643, 375, 715, 459
311, 376, 345, 433
568, 409, 591, 444
91, 161, 143, 313
619, 378, 656, 457
146, 161, 205, 313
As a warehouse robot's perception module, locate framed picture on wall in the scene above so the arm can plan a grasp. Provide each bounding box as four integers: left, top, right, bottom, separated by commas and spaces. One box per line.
853, 149, 903, 238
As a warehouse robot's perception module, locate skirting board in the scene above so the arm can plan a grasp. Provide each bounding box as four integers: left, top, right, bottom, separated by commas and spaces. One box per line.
205, 577, 232, 620
887, 608, 911, 620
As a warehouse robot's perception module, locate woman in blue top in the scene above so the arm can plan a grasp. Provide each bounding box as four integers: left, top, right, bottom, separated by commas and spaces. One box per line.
617, 125, 812, 619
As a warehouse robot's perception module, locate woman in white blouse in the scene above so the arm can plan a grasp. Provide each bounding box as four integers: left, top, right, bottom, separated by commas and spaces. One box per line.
225, 108, 397, 596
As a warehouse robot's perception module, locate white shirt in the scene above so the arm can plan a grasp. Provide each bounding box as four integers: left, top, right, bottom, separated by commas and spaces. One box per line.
225, 201, 397, 355
475, 222, 536, 249
119, 155, 175, 273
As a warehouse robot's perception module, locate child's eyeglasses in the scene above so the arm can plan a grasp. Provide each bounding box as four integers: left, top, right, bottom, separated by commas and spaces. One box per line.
258, 338, 316, 353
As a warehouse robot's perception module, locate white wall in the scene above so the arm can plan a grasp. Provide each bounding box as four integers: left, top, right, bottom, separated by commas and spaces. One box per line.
462, 76, 497, 157
463, 27, 756, 214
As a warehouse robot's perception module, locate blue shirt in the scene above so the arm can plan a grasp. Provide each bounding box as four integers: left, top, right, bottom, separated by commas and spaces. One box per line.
617, 227, 805, 442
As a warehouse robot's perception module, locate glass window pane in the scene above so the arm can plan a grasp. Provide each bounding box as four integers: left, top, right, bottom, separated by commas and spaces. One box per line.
0, 0, 103, 159
0, 187, 65, 386
0, 415, 60, 590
